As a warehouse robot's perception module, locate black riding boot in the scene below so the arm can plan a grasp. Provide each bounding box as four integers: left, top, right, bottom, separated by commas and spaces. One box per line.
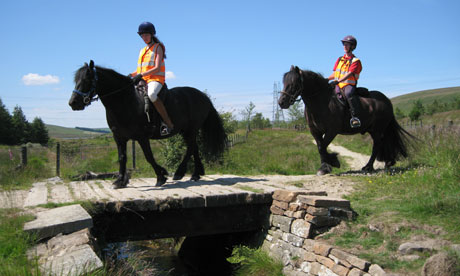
347, 96, 361, 128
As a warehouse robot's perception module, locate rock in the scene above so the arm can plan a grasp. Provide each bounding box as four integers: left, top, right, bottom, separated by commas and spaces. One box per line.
369, 264, 386, 275
422, 252, 459, 276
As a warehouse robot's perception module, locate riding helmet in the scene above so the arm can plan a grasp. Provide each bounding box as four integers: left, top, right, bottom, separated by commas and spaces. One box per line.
138, 22, 156, 35
341, 35, 357, 50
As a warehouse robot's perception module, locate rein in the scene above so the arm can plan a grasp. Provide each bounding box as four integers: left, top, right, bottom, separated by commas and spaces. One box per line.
73, 65, 134, 106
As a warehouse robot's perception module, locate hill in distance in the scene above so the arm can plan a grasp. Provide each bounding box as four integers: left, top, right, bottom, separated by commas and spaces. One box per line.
46, 124, 111, 139
391, 86, 460, 114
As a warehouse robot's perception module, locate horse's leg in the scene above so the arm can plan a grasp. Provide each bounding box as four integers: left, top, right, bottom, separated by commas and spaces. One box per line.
188, 132, 204, 181
362, 132, 381, 172
312, 130, 338, 175
137, 138, 168, 186
113, 137, 130, 189
173, 131, 203, 181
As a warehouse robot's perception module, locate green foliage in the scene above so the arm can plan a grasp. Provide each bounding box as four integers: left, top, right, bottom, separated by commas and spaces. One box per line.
228, 246, 284, 276
409, 99, 424, 121
0, 209, 39, 276
394, 107, 405, 119
0, 98, 50, 146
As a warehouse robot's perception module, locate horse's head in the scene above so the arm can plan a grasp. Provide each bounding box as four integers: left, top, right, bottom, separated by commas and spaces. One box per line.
69, 60, 98, 110
278, 65, 303, 109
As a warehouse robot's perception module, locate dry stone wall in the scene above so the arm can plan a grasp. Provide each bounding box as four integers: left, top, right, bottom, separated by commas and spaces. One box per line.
262, 190, 386, 276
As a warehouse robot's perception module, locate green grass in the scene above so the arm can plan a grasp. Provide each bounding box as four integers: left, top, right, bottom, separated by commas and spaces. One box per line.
228, 246, 284, 276
0, 209, 39, 276
208, 129, 350, 175
322, 126, 460, 274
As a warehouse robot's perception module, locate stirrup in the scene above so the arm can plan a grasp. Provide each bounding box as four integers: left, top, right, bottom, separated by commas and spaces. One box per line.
350, 117, 361, 128
160, 122, 171, 136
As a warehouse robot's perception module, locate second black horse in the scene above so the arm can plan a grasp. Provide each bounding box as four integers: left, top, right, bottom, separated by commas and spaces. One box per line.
69, 60, 227, 188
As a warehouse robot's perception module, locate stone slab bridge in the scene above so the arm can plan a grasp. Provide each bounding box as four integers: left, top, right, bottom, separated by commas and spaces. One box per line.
1, 174, 370, 275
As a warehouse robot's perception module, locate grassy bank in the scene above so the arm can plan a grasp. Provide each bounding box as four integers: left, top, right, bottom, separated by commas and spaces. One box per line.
320, 126, 460, 274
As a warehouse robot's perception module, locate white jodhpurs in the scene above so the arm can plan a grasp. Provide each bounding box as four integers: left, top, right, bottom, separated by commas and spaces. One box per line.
147, 81, 163, 102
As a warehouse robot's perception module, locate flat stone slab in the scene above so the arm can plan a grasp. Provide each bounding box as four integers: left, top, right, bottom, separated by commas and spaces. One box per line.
28, 229, 102, 276
297, 195, 350, 208
24, 204, 93, 240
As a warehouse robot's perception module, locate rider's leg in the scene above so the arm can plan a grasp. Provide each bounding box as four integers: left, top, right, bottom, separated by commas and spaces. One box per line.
344, 85, 361, 128
148, 81, 174, 132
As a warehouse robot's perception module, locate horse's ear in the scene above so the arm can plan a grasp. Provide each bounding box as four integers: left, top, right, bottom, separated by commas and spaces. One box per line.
295, 66, 301, 73
89, 60, 94, 69
290, 65, 295, 71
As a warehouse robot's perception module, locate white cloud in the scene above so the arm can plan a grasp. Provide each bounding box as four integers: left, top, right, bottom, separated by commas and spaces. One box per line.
22, 73, 60, 86
166, 71, 176, 80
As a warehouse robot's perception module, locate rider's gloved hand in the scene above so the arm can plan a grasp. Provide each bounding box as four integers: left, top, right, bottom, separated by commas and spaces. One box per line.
132, 74, 143, 84
330, 80, 339, 86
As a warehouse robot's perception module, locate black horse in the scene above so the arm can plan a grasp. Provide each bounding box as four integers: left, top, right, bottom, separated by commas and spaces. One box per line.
279, 66, 413, 175
69, 60, 227, 187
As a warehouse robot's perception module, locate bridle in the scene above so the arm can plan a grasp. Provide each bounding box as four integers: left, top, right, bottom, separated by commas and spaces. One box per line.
72, 64, 134, 107
280, 70, 304, 106
72, 66, 99, 106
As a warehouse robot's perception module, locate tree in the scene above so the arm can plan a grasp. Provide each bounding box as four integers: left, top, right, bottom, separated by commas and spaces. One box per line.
287, 101, 305, 125
240, 102, 255, 131
394, 107, 405, 119
408, 100, 424, 122
0, 98, 14, 145
426, 99, 441, 115
30, 117, 49, 145
251, 112, 271, 129
11, 106, 31, 144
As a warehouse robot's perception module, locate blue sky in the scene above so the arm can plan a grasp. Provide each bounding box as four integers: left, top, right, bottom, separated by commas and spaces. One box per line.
1, 0, 459, 128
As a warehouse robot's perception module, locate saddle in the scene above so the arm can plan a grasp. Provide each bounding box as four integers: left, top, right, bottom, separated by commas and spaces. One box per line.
135, 80, 168, 128
335, 86, 370, 106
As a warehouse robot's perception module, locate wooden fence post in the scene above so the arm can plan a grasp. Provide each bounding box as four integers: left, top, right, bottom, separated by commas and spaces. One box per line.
56, 142, 60, 176
132, 140, 136, 169
21, 146, 27, 167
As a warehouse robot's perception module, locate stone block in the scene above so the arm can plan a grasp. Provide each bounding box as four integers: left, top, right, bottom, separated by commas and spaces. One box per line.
297, 195, 350, 208
348, 268, 368, 276
305, 214, 341, 227
282, 232, 305, 247
309, 262, 322, 275
316, 255, 335, 269
270, 205, 285, 215
273, 199, 289, 210
303, 251, 317, 262
347, 255, 370, 271
291, 219, 312, 239
285, 210, 305, 219
368, 264, 386, 275
303, 239, 315, 251
329, 252, 352, 268
289, 202, 300, 211
331, 264, 350, 276
24, 204, 93, 241
313, 242, 332, 256
272, 215, 294, 232
273, 190, 304, 202
307, 206, 329, 216
329, 207, 356, 220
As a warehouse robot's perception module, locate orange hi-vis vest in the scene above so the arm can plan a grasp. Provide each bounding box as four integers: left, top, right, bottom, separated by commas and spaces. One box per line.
334, 56, 360, 88
137, 43, 165, 84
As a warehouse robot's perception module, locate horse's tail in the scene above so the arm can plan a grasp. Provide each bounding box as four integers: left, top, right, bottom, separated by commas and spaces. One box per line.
377, 117, 414, 164
200, 104, 228, 160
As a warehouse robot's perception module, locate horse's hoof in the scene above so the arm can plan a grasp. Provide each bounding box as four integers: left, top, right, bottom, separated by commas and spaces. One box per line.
173, 174, 184, 180
361, 165, 374, 172
155, 179, 166, 187
190, 175, 200, 182
112, 177, 129, 189
316, 170, 327, 176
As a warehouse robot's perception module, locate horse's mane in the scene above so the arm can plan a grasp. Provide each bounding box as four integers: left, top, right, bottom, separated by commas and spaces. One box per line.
74, 63, 131, 84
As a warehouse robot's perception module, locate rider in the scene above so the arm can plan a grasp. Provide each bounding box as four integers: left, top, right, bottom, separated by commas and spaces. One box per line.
328, 35, 363, 128
131, 21, 174, 136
